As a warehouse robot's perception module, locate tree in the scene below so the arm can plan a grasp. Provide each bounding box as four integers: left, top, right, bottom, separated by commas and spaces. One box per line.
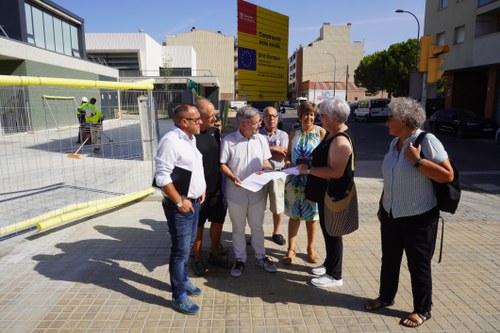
161, 55, 173, 91
354, 39, 417, 97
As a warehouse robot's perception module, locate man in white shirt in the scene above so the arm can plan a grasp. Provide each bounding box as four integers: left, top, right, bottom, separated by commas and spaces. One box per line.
155, 104, 206, 315
259, 106, 289, 246
220, 106, 276, 278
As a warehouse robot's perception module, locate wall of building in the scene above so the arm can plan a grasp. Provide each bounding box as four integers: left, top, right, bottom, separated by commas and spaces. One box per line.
166, 29, 234, 100
425, 0, 500, 119
86, 33, 163, 76
290, 23, 364, 101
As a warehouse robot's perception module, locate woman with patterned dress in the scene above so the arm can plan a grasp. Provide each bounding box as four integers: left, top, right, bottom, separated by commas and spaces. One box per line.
283, 101, 326, 265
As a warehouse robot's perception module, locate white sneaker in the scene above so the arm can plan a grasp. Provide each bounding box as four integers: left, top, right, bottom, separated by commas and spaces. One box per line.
311, 274, 343, 287
256, 256, 277, 273
311, 265, 326, 276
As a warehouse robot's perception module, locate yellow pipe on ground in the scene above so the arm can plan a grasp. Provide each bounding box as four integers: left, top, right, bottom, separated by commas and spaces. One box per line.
0, 188, 154, 236
0, 75, 154, 90
36, 188, 154, 231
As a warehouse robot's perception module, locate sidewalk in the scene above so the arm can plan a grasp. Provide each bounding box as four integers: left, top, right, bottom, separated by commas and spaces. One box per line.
0, 172, 499, 332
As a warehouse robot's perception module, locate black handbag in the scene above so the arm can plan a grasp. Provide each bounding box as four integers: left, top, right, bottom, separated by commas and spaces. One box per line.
414, 132, 461, 214
304, 174, 326, 202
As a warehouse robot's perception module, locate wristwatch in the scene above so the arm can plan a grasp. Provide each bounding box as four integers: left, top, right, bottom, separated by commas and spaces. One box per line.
176, 199, 183, 208
414, 158, 423, 168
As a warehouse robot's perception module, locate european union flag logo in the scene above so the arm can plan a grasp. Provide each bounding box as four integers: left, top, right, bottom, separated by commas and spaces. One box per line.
238, 47, 256, 71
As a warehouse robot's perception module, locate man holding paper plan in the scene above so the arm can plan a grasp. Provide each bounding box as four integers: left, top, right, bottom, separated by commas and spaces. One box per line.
220, 106, 276, 278
155, 104, 206, 315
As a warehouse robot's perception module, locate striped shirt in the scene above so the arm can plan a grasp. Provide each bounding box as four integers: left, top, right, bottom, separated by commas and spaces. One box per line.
382, 129, 448, 218
259, 127, 289, 170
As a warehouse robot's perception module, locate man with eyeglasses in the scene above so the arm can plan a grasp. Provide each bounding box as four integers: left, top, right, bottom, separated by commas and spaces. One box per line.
154, 104, 206, 315
220, 106, 277, 278
190, 99, 229, 276
260, 107, 289, 246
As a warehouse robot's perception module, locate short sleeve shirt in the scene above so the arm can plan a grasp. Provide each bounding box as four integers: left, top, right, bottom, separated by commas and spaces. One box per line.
259, 127, 289, 170
382, 129, 448, 218
220, 130, 272, 205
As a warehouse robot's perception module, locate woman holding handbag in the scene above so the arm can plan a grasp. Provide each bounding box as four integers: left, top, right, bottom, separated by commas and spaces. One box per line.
364, 97, 454, 328
297, 97, 356, 288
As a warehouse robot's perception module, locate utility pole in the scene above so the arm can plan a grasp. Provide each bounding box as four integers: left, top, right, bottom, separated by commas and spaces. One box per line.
345, 65, 349, 101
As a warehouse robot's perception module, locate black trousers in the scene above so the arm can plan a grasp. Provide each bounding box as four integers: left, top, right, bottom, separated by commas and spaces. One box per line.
378, 206, 439, 314
318, 202, 343, 280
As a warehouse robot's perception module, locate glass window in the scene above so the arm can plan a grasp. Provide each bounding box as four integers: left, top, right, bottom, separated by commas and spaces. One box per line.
25, 4, 34, 43
70, 25, 80, 57
62, 22, 72, 56
23, 3, 81, 57
454, 25, 465, 44
439, 0, 448, 9
478, 0, 496, 7
31, 6, 45, 48
43, 12, 55, 51
53, 17, 64, 53
436, 32, 446, 45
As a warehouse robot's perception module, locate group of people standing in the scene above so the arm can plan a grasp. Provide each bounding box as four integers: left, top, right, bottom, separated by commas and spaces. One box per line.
154, 96, 453, 329
77, 96, 104, 154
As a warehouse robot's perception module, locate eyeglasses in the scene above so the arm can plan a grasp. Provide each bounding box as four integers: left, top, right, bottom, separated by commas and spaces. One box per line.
184, 117, 202, 123
245, 121, 261, 128
264, 114, 278, 118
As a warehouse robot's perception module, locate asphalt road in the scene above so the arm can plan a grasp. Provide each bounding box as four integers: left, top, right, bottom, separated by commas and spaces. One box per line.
281, 107, 500, 195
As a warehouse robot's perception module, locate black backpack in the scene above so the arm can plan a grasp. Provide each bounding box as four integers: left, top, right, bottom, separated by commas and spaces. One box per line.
414, 131, 461, 263
414, 132, 461, 214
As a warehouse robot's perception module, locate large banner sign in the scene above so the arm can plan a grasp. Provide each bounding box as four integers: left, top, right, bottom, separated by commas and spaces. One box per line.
237, 0, 289, 101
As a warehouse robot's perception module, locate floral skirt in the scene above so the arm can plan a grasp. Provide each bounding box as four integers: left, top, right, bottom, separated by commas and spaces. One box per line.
284, 175, 319, 221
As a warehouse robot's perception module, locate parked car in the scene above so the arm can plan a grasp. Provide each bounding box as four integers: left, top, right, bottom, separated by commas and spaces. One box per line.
353, 98, 390, 121
229, 101, 247, 110
428, 108, 498, 138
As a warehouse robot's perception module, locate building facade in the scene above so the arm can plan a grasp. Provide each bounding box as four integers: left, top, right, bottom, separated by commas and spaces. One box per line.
288, 23, 365, 103
86, 32, 221, 111
166, 29, 235, 101
0, 0, 118, 132
424, 0, 500, 122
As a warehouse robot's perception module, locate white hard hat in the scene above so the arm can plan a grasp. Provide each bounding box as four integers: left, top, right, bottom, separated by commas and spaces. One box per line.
81, 97, 88, 102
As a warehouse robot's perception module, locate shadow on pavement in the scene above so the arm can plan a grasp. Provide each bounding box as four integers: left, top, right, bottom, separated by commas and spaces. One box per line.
32, 219, 170, 307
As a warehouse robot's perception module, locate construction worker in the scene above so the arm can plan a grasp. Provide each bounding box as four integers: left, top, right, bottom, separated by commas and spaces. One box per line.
85, 97, 104, 154
77, 97, 91, 144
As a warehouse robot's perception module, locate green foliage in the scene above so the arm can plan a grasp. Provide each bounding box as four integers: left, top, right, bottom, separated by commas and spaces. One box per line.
354, 39, 417, 97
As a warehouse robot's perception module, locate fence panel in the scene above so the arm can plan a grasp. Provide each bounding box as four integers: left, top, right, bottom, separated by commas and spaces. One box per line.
0, 84, 157, 237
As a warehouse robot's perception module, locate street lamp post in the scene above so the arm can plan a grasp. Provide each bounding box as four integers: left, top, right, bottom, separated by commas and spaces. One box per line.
322, 51, 336, 97
395, 9, 420, 71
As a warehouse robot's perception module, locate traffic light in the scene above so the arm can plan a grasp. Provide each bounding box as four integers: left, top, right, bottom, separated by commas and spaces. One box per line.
418, 35, 450, 83
427, 44, 450, 83
418, 35, 432, 72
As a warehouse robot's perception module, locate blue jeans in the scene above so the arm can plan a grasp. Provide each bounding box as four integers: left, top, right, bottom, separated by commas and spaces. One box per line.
162, 198, 200, 299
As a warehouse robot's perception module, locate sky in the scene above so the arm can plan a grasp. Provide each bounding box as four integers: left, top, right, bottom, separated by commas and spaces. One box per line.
55, 0, 425, 56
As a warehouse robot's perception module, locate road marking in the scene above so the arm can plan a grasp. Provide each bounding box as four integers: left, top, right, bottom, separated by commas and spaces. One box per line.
461, 171, 500, 176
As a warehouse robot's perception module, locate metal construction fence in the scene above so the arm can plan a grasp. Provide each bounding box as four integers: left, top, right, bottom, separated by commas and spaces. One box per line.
0, 76, 160, 238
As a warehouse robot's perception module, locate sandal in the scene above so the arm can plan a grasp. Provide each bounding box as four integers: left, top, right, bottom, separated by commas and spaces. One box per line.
283, 249, 296, 265
306, 248, 319, 263
364, 298, 395, 311
400, 312, 431, 328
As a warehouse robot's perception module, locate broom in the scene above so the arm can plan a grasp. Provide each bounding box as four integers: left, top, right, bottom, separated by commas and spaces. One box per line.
67, 137, 89, 159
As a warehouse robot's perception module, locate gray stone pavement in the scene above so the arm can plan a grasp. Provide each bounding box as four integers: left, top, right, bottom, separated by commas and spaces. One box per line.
0, 170, 499, 333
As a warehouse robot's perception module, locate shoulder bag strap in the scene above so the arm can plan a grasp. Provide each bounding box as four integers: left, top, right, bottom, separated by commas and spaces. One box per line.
414, 131, 444, 263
